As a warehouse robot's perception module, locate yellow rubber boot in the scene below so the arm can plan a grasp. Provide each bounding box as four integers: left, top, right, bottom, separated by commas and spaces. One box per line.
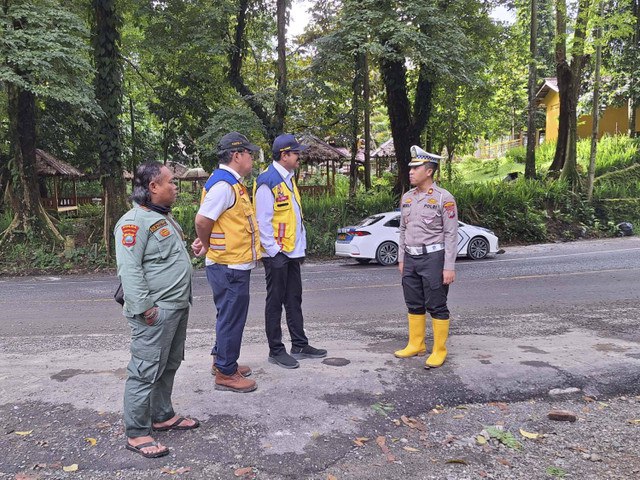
425, 319, 450, 368
394, 314, 427, 358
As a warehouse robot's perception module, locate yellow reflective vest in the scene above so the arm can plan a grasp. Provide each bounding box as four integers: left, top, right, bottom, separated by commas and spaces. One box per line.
201, 169, 260, 264
254, 164, 302, 253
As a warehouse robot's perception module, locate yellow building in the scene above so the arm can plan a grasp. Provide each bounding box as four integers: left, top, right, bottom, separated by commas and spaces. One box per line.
536, 77, 640, 142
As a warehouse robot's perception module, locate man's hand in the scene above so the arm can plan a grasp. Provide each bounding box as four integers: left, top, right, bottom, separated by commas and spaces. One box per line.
143, 306, 159, 326
443, 269, 455, 285
398, 261, 404, 274
191, 238, 207, 257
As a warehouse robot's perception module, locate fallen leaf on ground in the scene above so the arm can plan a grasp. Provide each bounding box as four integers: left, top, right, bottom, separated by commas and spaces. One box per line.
488, 402, 509, 411
327, 475, 338, 480
497, 457, 512, 467
62, 464, 78, 472
476, 435, 487, 445
175, 467, 191, 474
392, 419, 401, 426
628, 419, 640, 425
375, 436, 396, 463
400, 416, 426, 431
96, 421, 111, 429
455, 405, 468, 410
519, 428, 540, 439
445, 459, 468, 465
452, 414, 465, 419
234, 467, 254, 477
161, 467, 177, 475
353, 437, 369, 447
583, 396, 595, 402
85, 437, 97, 446
15, 431, 33, 436
403, 446, 420, 452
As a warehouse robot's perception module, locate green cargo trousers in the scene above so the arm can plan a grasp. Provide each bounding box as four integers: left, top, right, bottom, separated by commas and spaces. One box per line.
123, 306, 189, 438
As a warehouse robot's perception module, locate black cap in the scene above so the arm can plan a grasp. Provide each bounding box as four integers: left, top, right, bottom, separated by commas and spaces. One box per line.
217, 132, 260, 154
272, 134, 308, 155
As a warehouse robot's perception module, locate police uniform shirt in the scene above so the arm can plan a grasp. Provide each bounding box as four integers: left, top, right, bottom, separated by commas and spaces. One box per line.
255, 161, 306, 258
198, 164, 256, 270
115, 206, 192, 316
398, 183, 458, 271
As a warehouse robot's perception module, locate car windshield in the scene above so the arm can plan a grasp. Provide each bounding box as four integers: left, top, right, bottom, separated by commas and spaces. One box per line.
355, 215, 384, 227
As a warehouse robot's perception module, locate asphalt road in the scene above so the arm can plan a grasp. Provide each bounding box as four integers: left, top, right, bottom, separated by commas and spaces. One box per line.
1, 236, 639, 478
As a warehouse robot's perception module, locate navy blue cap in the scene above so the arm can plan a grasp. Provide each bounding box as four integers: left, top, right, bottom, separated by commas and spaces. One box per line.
217, 132, 260, 153
272, 134, 308, 155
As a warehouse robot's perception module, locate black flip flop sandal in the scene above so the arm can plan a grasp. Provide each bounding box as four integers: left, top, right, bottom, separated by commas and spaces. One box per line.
125, 441, 170, 458
153, 416, 200, 431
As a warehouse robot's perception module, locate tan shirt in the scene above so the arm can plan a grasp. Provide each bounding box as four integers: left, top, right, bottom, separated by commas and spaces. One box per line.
398, 183, 458, 270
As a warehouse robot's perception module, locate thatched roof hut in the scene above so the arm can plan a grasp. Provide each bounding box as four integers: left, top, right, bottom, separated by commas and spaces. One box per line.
298, 134, 350, 164
35, 149, 84, 212
371, 138, 395, 158
36, 149, 83, 178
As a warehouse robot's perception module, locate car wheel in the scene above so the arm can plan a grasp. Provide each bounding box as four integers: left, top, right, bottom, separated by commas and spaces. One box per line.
355, 258, 371, 265
467, 236, 490, 260
376, 241, 398, 266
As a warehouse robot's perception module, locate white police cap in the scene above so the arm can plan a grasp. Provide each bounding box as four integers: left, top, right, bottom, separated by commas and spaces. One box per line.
408, 145, 443, 167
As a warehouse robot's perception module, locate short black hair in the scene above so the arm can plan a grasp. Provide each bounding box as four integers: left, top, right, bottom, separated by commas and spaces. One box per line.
131, 161, 164, 205
218, 149, 234, 165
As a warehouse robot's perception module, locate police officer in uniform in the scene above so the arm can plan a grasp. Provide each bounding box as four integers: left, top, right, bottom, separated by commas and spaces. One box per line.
395, 146, 458, 369
194, 132, 260, 393
116, 162, 199, 459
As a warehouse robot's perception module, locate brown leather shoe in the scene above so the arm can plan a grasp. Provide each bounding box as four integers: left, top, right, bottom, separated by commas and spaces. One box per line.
211, 355, 252, 377
214, 370, 257, 393
211, 362, 252, 377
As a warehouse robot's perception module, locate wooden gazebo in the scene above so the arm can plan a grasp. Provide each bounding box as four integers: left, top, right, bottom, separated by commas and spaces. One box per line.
371, 138, 395, 176
36, 149, 84, 213
297, 134, 349, 196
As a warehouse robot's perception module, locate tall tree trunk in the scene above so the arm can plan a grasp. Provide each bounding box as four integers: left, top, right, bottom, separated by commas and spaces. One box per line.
2, 84, 62, 245
587, 1, 603, 202
93, 0, 127, 257
550, 0, 568, 172
560, 0, 590, 187
629, 0, 639, 137
363, 52, 372, 190
380, 59, 432, 196
273, 0, 288, 136
350, 53, 363, 197
1, 6, 61, 245
229, 0, 288, 143
525, 0, 538, 179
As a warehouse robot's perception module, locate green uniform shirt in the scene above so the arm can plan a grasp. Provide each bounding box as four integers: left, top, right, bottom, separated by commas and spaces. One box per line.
115, 205, 192, 315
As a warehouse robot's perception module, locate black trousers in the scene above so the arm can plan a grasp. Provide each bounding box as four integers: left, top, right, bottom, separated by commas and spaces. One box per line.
262, 253, 309, 355
401, 250, 450, 319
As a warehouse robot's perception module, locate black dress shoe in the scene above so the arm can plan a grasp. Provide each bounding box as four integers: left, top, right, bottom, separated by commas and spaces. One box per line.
268, 352, 300, 369
290, 345, 328, 359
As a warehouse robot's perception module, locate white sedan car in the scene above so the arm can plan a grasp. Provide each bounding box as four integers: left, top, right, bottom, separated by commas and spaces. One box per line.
335, 211, 500, 266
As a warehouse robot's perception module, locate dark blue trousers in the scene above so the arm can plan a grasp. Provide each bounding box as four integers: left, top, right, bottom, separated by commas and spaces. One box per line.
206, 264, 251, 375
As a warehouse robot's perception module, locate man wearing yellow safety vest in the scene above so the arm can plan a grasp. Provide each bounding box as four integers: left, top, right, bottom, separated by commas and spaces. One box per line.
254, 134, 327, 369
194, 132, 260, 393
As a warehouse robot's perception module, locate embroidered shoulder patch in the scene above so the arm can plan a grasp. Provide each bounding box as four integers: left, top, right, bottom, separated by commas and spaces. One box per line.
159, 228, 171, 237
121, 225, 139, 247
443, 201, 456, 218
149, 219, 168, 233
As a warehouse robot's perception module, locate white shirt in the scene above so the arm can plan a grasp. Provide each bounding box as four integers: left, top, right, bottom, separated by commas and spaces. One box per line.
255, 161, 306, 258
198, 164, 256, 270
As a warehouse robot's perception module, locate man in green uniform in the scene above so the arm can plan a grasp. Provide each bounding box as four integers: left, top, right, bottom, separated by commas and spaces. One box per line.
115, 162, 199, 458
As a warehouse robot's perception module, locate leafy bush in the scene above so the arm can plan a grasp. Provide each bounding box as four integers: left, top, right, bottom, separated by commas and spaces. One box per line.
505, 145, 526, 164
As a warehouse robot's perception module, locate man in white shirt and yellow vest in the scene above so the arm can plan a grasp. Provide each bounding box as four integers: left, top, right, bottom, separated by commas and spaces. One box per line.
254, 134, 327, 369
194, 132, 260, 392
